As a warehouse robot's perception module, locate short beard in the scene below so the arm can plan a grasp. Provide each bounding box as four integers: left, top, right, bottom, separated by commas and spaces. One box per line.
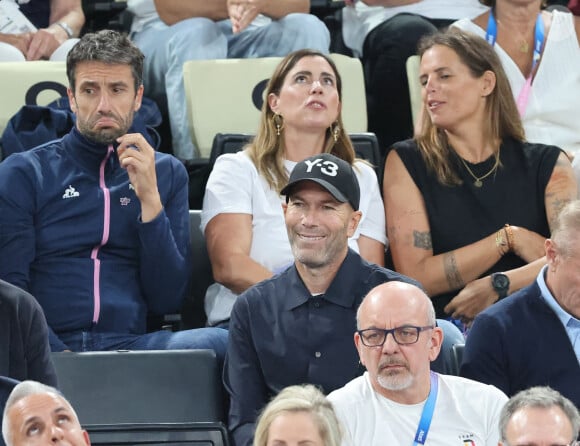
80, 127, 125, 145
288, 231, 347, 271
291, 247, 331, 269
76, 109, 134, 145
376, 361, 413, 391
377, 373, 413, 391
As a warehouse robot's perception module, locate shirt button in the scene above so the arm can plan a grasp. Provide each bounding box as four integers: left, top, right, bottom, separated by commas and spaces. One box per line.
315, 351, 322, 358
314, 301, 320, 308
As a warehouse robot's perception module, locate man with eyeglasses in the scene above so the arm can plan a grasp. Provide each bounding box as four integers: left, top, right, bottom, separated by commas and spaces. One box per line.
499, 386, 579, 446
328, 281, 507, 446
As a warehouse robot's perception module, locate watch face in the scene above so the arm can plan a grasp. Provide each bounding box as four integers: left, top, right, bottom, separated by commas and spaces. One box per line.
493, 273, 509, 291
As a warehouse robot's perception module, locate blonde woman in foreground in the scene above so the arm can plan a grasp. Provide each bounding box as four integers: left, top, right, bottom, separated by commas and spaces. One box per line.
254, 384, 342, 446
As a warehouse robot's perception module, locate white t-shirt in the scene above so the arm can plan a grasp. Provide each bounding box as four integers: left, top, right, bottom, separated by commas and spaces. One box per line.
327, 372, 507, 446
201, 150, 386, 325
342, 0, 488, 57
453, 11, 580, 157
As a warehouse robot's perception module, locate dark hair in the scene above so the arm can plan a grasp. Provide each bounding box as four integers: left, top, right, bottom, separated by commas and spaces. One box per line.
415, 27, 525, 186
66, 30, 144, 93
248, 49, 356, 193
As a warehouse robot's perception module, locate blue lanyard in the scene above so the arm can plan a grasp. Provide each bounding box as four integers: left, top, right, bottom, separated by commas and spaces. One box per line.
413, 372, 439, 446
486, 9, 545, 74
486, 9, 544, 115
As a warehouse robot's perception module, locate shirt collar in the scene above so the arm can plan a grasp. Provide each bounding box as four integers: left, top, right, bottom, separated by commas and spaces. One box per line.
537, 265, 579, 328
283, 249, 361, 311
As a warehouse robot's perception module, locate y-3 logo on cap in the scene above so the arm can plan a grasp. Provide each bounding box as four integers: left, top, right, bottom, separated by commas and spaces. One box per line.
304, 159, 339, 177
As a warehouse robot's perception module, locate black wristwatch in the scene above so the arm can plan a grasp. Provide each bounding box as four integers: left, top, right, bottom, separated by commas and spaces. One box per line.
491, 272, 510, 299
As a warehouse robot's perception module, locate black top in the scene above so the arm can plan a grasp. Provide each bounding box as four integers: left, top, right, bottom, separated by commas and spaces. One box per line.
19, 0, 51, 29
0, 376, 20, 446
224, 249, 418, 446
393, 137, 561, 317
0, 279, 57, 386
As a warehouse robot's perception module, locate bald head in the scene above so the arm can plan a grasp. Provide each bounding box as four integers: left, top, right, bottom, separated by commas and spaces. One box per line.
354, 281, 442, 403
357, 281, 435, 330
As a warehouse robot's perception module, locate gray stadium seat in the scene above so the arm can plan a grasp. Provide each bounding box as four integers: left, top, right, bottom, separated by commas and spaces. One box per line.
51, 350, 224, 424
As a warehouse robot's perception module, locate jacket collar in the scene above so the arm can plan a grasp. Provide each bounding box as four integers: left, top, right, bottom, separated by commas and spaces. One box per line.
283, 248, 362, 311
62, 127, 119, 173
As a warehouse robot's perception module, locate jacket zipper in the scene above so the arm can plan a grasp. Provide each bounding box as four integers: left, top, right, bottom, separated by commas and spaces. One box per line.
90, 144, 113, 324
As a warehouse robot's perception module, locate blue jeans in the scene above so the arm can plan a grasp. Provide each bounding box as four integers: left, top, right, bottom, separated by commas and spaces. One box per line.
58, 328, 229, 365
132, 14, 330, 160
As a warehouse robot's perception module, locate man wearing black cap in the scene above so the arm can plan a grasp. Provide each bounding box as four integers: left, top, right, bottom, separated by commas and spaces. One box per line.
224, 154, 418, 446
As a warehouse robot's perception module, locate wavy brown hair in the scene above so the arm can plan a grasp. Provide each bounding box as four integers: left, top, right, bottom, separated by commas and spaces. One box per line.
415, 27, 525, 186
247, 49, 355, 193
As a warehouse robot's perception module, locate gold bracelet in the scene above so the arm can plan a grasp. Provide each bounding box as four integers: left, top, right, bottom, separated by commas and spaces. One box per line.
504, 224, 514, 252
495, 228, 508, 256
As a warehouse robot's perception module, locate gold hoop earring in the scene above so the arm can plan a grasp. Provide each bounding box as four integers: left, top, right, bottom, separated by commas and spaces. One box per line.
273, 113, 284, 137
331, 121, 340, 143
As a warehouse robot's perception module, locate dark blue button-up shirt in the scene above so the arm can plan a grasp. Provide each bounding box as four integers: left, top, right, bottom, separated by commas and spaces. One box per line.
224, 249, 418, 446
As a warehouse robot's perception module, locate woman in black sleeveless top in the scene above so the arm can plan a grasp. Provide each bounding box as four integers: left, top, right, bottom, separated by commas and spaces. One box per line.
383, 28, 577, 322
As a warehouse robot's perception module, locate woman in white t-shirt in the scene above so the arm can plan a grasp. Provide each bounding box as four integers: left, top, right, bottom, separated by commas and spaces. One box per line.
453, 0, 580, 186
201, 49, 386, 326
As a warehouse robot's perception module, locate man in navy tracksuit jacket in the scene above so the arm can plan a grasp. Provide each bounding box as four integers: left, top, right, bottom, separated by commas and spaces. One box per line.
0, 30, 227, 359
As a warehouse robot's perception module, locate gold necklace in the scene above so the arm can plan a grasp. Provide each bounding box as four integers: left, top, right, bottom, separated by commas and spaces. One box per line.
459, 153, 500, 188
496, 17, 533, 53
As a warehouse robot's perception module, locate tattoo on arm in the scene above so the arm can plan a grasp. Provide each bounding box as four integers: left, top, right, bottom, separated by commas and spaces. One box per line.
413, 230, 432, 250
444, 252, 464, 290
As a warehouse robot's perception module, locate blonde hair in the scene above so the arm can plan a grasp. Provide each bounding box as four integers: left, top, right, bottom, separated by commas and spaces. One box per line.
247, 49, 355, 194
415, 27, 525, 186
253, 384, 342, 446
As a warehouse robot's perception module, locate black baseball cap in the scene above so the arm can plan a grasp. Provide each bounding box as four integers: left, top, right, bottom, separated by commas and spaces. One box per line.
281, 153, 360, 210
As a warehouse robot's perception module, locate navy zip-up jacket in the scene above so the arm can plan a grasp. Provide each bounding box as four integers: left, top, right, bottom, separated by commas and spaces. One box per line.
0, 127, 192, 351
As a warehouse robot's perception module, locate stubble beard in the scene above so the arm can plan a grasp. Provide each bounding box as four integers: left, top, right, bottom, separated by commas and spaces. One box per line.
291, 243, 332, 269
77, 109, 134, 145
288, 226, 348, 270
